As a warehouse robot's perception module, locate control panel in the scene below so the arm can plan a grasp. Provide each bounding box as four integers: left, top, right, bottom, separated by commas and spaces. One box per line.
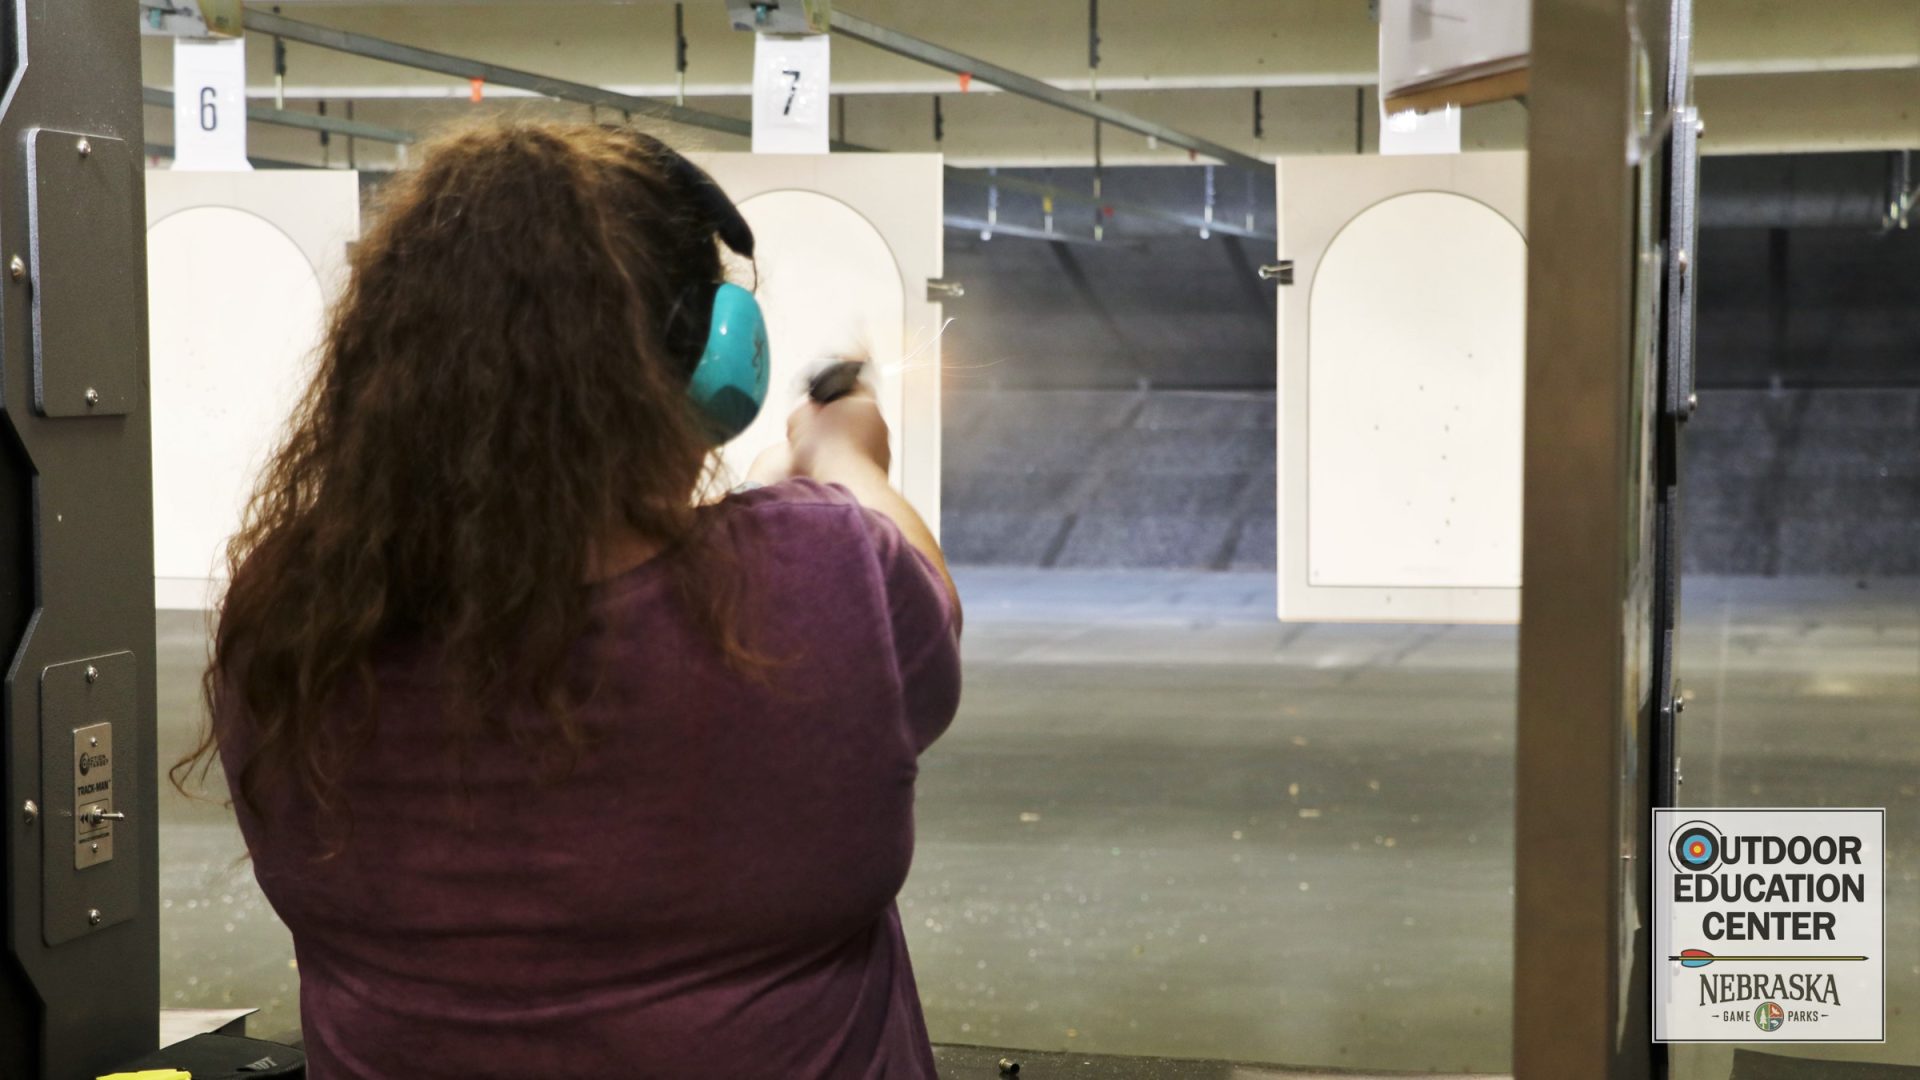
40, 652, 139, 946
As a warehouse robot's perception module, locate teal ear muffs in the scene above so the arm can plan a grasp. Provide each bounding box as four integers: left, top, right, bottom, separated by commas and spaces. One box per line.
634, 132, 773, 446
686, 282, 771, 444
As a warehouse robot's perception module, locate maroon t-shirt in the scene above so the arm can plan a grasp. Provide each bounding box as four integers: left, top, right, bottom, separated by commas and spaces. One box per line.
221, 479, 961, 1079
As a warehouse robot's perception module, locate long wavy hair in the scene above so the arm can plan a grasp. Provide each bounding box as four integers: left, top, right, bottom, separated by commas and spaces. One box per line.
175, 121, 759, 824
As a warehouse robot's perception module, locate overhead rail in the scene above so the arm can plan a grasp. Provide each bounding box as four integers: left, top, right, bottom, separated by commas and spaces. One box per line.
143, 86, 416, 145
228, 8, 1274, 243
144, 142, 320, 170
948, 169, 1274, 242
828, 11, 1268, 176
944, 217, 1112, 247
240, 8, 759, 143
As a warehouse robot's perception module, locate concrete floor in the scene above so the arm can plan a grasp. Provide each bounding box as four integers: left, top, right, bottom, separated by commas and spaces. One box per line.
154, 571, 1920, 1077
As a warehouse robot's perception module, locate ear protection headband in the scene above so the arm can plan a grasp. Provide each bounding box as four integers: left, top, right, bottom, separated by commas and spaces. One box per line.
640, 136, 771, 445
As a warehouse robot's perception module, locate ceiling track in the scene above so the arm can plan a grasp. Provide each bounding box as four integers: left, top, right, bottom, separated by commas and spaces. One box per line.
143, 85, 416, 144
241, 8, 760, 142
829, 10, 1268, 176
229, 9, 1274, 243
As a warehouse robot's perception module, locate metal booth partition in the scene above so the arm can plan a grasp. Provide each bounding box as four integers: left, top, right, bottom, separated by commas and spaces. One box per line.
1516, 0, 1698, 1076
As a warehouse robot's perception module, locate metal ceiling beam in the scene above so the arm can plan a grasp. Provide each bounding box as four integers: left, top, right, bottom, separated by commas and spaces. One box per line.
947, 169, 1275, 241
829, 10, 1268, 175
232, 9, 1270, 241
143, 86, 417, 144
944, 217, 1114, 247
143, 142, 325, 171
241, 8, 759, 142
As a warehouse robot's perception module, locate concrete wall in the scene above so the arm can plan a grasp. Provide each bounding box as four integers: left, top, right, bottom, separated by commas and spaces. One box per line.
1683, 389, 1920, 577
1695, 221, 1920, 389
942, 171, 1279, 391
943, 388, 1275, 570
937, 158, 1920, 576
943, 386, 1920, 577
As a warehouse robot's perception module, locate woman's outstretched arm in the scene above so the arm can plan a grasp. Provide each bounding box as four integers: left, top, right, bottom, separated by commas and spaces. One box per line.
748, 389, 959, 621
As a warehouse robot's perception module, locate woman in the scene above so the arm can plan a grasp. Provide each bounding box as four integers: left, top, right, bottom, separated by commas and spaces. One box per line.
178, 122, 962, 1078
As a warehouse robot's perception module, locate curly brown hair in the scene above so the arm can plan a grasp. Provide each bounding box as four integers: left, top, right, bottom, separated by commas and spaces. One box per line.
174, 121, 761, 825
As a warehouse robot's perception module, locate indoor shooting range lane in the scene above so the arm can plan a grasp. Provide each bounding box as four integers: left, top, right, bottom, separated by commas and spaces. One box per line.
152, 571, 1920, 1074
153, 611, 300, 1032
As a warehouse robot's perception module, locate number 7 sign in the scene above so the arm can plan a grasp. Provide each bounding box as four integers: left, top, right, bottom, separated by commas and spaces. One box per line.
752, 35, 830, 154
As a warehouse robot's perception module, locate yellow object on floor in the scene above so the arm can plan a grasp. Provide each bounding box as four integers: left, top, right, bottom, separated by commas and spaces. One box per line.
97, 1071, 191, 1080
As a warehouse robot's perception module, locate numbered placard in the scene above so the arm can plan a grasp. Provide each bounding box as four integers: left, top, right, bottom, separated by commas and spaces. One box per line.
1378, 98, 1461, 156
172, 37, 251, 172
752, 34, 830, 155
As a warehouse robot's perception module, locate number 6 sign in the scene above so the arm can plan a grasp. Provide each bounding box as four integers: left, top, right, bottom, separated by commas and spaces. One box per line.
752, 34, 830, 155
172, 37, 251, 171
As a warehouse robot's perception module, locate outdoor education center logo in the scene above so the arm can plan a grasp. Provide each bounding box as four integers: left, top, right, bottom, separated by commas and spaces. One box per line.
1653, 809, 1885, 1043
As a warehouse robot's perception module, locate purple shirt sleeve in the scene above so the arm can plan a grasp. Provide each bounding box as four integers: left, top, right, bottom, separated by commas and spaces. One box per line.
853, 502, 961, 755
737, 476, 960, 754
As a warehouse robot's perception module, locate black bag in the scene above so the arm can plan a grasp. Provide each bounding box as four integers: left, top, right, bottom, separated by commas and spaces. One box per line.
108, 1033, 304, 1079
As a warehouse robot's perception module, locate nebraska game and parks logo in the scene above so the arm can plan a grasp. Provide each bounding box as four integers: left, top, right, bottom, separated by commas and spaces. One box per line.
1654, 809, 1885, 1043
